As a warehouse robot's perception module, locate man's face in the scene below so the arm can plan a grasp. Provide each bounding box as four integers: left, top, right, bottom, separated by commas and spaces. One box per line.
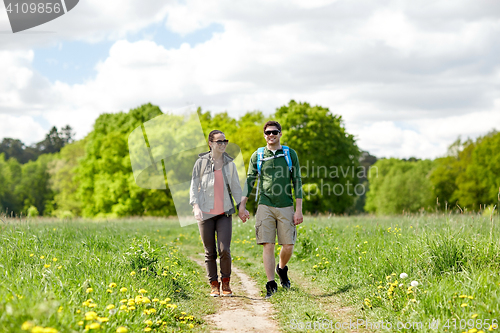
264, 126, 282, 145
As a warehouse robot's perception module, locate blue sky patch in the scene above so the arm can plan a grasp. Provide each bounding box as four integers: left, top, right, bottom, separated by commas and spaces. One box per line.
32, 22, 225, 85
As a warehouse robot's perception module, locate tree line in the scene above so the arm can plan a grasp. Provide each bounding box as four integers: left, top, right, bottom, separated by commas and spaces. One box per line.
2, 102, 496, 218
0, 101, 364, 218
365, 130, 500, 214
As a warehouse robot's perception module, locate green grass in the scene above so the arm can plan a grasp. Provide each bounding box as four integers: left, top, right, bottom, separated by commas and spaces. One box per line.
2, 214, 500, 332
0, 218, 215, 333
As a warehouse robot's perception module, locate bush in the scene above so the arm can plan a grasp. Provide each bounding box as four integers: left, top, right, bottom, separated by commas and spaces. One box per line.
27, 206, 39, 217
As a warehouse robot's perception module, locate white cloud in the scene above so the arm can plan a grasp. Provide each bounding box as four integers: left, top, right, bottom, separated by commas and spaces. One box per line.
0, 0, 500, 157
0, 114, 46, 144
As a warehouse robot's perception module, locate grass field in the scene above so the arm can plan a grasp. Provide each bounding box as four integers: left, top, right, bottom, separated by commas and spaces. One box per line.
1, 213, 500, 332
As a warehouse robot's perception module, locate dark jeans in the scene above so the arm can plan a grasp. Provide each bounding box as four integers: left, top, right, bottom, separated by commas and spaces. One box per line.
198, 213, 232, 282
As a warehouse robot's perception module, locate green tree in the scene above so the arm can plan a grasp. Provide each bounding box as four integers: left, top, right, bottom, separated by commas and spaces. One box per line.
75, 103, 176, 217
14, 154, 55, 216
275, 100, 361, 214
454, 131, 500, 209
365, 158, 434, 214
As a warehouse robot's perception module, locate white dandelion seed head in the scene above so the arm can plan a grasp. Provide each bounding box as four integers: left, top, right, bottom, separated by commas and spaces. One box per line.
411, 281, 419, 287
400, 273, 408, 279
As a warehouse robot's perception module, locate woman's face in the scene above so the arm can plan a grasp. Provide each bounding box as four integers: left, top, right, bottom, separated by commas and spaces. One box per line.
210, 133, 228, 153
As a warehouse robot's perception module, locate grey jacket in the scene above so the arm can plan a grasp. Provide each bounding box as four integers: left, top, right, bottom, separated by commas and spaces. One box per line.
190, 151, 242, 214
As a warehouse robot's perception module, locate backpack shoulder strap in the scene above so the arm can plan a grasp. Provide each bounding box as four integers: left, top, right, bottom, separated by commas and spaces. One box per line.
282, 146, 293, 172
256, 147, 265, 175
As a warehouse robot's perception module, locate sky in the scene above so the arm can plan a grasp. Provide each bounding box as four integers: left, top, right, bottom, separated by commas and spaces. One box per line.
1, 0, 499, 159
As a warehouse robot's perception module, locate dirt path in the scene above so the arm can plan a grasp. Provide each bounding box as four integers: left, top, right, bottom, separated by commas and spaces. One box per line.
191, 254, 280, 333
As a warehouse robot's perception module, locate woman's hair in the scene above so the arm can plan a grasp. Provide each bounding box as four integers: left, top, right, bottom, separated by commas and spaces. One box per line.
208, 130, 224, 151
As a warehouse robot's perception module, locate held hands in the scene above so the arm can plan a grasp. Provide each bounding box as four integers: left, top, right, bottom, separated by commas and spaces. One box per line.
238, 203, 250, 223
193, 205, 203, 222
293, 211, 303, 225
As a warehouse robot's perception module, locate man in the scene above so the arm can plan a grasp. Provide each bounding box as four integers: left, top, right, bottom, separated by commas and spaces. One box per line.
238, 120, 303, 299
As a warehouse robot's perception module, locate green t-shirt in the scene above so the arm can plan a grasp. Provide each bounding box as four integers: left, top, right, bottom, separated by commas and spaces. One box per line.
243, 146, 302, 207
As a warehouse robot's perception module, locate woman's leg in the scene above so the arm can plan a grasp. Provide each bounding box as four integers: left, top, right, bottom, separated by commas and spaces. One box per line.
215, 214, 232, 279
198, 216, 218, 282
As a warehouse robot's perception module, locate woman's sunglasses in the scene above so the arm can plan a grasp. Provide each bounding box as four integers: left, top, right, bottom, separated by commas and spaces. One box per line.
211, 140, 229, 146
264, 130, 280, 135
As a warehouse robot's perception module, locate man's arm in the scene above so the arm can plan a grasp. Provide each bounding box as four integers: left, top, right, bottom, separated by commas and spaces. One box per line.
239, 151, 258, 222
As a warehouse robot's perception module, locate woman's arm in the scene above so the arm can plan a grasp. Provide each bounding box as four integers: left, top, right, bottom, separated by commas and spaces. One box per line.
189, 159, 201, 207
229, 161, 243, 208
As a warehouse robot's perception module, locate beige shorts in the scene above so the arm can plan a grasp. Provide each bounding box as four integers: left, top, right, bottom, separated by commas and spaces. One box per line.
255, 205, 296, 245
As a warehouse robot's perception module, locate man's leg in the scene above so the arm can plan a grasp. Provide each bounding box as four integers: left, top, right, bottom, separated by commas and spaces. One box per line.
262, 242, 276, 281
279, 244, 294, 269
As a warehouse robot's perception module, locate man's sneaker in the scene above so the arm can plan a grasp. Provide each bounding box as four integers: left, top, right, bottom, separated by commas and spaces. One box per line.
276, 265, 291, 289
221, 277, 233, 297
210, 280, 220, 297
265, 280, 278, 299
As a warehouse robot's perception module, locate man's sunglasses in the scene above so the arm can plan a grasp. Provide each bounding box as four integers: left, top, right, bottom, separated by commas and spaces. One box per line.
212, 140, 229, 145
264, 130, 280, 135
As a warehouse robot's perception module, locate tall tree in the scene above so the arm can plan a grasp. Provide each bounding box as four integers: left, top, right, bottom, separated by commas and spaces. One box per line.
275, 100, 361, 214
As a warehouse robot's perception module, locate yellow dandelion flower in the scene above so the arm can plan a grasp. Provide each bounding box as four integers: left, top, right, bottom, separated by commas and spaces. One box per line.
459, 295, 467, 298
106, 304, 115, 310
165, 298, 171, 302
29, 254, 34, 257
88, 303, 97, 308
143, 298, 151, 304
40, 256, 45, 259
143, 309, 150, 315
469, 329, 478, 333
181, 312, 187, 315
141, 268, 147, 271
116, 327, 128, 333
97, 317, 109, 322
109, 283, 117, 288
189, 324, 194, 328
128, 306, 135, 310
120, 299, 127, 303
44, 264, 51, 268
145, 320, 153, 326
58, 306, 63, 313
144, 328, 152, 332
52, 258, 57, 262
86, 288, 93, 293
152, 298, 159, 302
21, 321, 33, 330
89, 323, 100, 329
85, 311, 98, 320
139, 288, 147, 294
119, 305, 127, 310
461, 303, 468, 307
472, 314, 478, 318
160, 301, 166, 305
76, 310, 81, 314
106, 289, 112, 293
468, 296, 474, 299
78, 321, 84, 326
120, 287, 127, 292
57, 265, 62, 269
149, 308, 156, 314
130, 271, 136, 276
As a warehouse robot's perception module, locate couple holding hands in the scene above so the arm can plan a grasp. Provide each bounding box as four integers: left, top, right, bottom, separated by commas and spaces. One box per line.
189, 121, 303, 299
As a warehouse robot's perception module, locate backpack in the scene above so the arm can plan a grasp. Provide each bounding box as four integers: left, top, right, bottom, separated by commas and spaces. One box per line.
255, 146, 293, 201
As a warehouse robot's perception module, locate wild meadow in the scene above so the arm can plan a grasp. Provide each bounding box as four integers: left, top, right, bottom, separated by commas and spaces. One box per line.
1, 212, 500, 332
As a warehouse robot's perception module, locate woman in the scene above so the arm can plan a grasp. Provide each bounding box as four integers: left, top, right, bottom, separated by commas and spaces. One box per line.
189, 130, 242, 297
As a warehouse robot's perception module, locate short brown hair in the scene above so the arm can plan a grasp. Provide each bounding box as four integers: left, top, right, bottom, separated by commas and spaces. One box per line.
263, 121, 281, 133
